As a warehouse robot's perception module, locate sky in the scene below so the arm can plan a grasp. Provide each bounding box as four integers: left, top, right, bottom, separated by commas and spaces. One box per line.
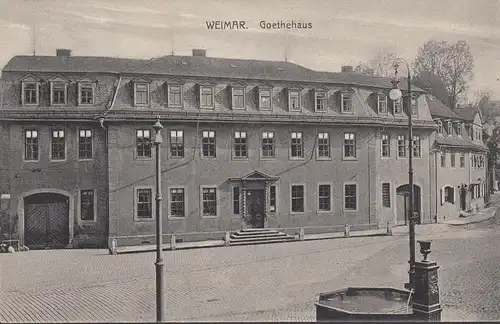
0, 0, 499, 100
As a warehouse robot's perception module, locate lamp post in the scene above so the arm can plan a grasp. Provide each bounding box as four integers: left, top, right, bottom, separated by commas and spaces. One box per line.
389, 58, 416, 291
153, 116, 164, 322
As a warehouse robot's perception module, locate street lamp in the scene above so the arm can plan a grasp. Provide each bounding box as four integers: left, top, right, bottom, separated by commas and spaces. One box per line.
153, 116, 164, 322
389, 58, 416, 291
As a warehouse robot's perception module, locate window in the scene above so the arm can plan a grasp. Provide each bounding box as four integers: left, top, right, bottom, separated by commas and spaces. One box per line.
411, 99, 417, 115
437, 120, 443, 134
51, 129, 65, 160
51, 82, 66, 105
341, 93, 353, 113
24, 129, 39, 161
315, 91, 327, 112
170, 188, 185, 217
136, 129, 151, 158
23, 82, 38, 105
78, 129, 93, 159
441, 152, 446, 167
202, 130, 216, 158
456, 122, 462, 136
202, 187, 217, 216
233, 187, 240, 215
168, 85, 182, 107
291, 131, 304, 158
288, 90, 300, 111
291, 185, 304, 213
450, 152, 456, 167
382, 183, 391, 208
134, 83, 149, 105
343, 132, 356, 158
136, 188, 152, 219
232, 88, 245, 109
447, 121, 453, 135
344, 184, 357, 210
378, 95, 387, 113
269, 185, 277, 213
200, 86, 214, 108
80, 190, 95, 221
317, 132, 330, 158
460, 152, 465, 168
444, 186, 454, 204
234, 131, 248, 158
381, 133, 390, 157
318, 184, 331, 212
412, 135, 421, 158
79, 83, 94, 105
170, 130, 184, 158
397, 135, 406, 158
259, 89, 271, 110
262, 131, 275, 158
393, 99, 402, 114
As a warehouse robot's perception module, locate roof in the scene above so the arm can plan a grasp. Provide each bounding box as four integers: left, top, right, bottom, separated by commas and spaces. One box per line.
453, 106, 479, 122
425, 94, 464, 120
2, 55, 423, 91
434, 136, 487, 152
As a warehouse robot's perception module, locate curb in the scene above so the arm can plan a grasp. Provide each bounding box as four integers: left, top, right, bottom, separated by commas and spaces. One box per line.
444, 204, 500, 226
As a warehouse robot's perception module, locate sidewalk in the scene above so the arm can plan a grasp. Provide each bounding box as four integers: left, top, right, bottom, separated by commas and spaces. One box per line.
442, 192, 500, 226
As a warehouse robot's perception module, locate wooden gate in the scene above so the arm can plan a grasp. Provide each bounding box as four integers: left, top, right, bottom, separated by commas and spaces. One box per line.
24, 193, 69, 249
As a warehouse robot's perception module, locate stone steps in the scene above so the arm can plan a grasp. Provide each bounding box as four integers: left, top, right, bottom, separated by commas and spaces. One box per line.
229, 228, 296, 246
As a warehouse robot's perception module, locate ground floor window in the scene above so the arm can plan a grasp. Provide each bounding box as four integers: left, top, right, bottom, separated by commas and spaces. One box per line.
269, 185, 277, 213
291, 185, 304, 213
202, 187, 217, 216
136, 188, 152, 219
80, 189, 95, 221
344, 184, 357, 210
444, 186, 455, 204
170, 188, 185, 217
382, 183, 391, 207
318, 184, 331, 211
233, 186, 240, 215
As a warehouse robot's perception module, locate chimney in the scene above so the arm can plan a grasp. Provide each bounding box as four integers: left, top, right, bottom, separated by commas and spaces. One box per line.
192, 49, 206, 57
448, 95, 455, 109
56, 49, 72, 57
341, 65, 353, 73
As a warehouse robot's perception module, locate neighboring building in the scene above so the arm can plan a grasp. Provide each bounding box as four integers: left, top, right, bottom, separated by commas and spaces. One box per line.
427, 96, 488, 221
0, 49, 437, 249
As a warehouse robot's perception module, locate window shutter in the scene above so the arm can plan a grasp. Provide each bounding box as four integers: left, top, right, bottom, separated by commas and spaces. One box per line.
440, 189, 443, 205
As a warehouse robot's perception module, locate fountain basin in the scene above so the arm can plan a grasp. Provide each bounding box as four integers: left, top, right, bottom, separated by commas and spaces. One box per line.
315, 287, 414, 322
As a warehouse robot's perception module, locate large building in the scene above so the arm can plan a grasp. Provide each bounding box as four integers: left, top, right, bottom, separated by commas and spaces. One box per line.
0, 49, 438, 249
427, 95, 488, 221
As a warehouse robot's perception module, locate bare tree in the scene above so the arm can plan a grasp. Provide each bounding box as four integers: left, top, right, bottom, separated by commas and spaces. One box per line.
413, 39, 474, 109
412, 70, 449, 105
354, 49, 396, 77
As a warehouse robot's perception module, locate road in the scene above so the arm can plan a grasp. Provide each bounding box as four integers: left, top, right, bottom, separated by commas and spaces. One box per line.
1, 211, 500, 322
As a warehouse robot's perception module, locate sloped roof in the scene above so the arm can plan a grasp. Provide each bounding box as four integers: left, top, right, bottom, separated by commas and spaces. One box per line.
434, 136, 487, 151
454, 106, 479, 122
425, 94, 464, 120
2, 54, 423, 91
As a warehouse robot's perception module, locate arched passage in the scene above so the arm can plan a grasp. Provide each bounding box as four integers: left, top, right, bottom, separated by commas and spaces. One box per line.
18, 189, 74, 249
396, 184, 421, 225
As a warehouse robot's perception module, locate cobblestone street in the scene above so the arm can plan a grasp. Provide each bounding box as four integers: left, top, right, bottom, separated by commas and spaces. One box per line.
1, 213, 500, 322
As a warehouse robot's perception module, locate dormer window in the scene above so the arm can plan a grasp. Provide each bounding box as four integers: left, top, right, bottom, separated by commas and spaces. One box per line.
315, 90, 327, 112
288, 88, 301, 111
167, 84, 183, 107
230, 83, 246, 110
50, 78, 68, 105
447, 121, 453, 136
393, 99, 402, 114
200, 86, 214, 108
134, 83, 149, 106
411, 98, 418, 116
456, 122, 462, 136
22, 82, 38, 105
437, 120, 443, 134
258, 86, 272, 111
77, 78, 96, 105
377, 94, 387, 114
341, 88, 354, 113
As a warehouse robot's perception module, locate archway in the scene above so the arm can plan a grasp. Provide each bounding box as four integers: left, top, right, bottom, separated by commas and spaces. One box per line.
396, 184, 421, 226
18, 189, 74, 249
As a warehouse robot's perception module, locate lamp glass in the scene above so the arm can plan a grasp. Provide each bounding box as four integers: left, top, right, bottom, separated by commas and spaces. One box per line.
389, 88, 403, 101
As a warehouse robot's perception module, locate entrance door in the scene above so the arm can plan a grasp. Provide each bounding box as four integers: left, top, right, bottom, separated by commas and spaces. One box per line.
245, 189, 265, 228
396, 184, 421, 226
24, 193, 69, 249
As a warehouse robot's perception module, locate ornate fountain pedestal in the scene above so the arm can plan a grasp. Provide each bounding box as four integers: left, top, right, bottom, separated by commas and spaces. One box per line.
412, 240, 442, 321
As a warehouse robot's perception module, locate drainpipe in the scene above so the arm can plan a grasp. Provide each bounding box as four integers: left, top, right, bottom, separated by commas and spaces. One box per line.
435, 149, 438, 223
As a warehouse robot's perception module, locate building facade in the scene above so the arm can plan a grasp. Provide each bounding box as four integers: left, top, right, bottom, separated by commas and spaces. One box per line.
427, 95, 488, 221
0, 49, 437, 249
